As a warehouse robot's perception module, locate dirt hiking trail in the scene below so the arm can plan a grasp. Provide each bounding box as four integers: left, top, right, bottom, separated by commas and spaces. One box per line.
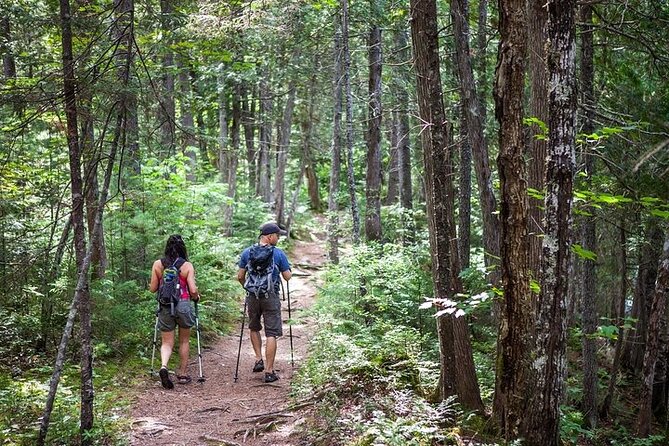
129, 235, 327, 446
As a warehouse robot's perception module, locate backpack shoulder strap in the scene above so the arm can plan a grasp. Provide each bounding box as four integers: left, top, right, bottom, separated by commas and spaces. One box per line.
174, 257, 186, 270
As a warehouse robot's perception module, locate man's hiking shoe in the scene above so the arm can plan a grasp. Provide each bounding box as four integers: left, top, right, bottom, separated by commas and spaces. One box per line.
253, 359, 264, 373
264, 371, 279, 383
159, 367, 174, 389
176, 375, 192, 384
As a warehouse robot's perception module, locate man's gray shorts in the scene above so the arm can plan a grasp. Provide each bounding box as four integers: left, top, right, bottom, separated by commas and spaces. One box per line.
246, 295, 283, 338
158, 300, 196, 331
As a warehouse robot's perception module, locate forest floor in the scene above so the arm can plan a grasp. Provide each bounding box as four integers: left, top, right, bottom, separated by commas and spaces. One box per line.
128, 231, 327, 446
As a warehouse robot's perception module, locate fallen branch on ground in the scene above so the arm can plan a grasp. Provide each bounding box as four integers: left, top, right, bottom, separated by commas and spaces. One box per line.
195, 406, 230, 414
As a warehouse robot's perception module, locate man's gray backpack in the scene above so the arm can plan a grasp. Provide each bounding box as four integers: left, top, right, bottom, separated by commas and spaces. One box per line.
244, 245, 277, 299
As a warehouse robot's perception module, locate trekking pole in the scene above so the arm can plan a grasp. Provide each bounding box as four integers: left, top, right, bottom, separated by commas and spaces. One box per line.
150, 311, 159, 376
234, 299, 247, 383
287, 280, 294, 367
194, 302, 205, 383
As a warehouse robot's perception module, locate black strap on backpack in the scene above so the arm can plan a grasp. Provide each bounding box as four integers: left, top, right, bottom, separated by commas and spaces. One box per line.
159, 257, 187, 316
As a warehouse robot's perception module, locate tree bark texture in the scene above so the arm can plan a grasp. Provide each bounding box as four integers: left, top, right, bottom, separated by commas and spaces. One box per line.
365, 21, 382, 242
241, 82, 257, 194
526, 0, 549, 286
601, 223, 628, 418
274, 78, 296, 226
258, 70, 272, 202
579, 1, 598, 429
218, 73, 229, 182
178, 56, 197, 182
328, 19, 343, 264
385, 118, 399, 205
342, 0, 360, 245
58, 0, 95, 438
476, 0, 488, 125
1, 16, 16, 79
158, 0, 175, 157
636, 230, 669, 436
223, 81, 241, 236
622, 220, 665, 374
450, 0, 500, 283
40, 216, 72, 352
42, 0, 87, 439
492, 0, 532, 438
458, 104, 472, 269
525, 1, 577, 443
410, 0, 483, 412
80, 79, 107, 280
395, 28, 413, 211
38, 118, 119, 446
303, 67, 321, 212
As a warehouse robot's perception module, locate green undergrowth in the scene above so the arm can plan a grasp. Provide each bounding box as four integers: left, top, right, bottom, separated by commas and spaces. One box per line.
291, 241, 495, 445
290, 239, 669, 445
0, 171, 285, 445
0, 360, 144, 445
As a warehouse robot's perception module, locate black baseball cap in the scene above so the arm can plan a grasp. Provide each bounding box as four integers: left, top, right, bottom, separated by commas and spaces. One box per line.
259, 222, 287, 236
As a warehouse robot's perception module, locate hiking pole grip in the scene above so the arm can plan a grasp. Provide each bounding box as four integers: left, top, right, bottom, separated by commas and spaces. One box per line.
195, 302, 205, 383
287, 279, 294, 367
151, 315, 159, 375
234, 299, 247, 383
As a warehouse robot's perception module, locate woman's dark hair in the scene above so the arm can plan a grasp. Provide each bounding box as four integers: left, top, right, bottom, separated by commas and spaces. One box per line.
164, 234, 188, 262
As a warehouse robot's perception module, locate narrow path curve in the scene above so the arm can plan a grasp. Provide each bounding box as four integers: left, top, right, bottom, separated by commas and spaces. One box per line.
129, 235, 326, 446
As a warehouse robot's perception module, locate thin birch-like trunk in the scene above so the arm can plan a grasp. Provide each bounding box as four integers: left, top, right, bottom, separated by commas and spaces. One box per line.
342, 0, 360, 245
328, 18, 343, 264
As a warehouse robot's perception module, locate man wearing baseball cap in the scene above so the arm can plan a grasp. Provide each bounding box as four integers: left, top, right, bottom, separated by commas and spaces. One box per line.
237, 222, 291, 382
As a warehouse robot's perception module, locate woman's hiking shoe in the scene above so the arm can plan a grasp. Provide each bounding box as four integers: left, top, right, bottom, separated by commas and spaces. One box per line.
253, 359, 264, 373
264, 371, 279, 383
176, 375, 192, 384
159, 367, 174, 389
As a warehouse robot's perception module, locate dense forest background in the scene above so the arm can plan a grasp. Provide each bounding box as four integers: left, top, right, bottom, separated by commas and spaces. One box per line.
1, 0, 669, 444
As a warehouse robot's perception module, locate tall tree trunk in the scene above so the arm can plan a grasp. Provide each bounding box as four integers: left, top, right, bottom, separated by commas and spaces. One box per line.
218, 72, 229, 182
1, 16, 16, 79
450, 0, 500, 284
476, 0, 488, 120
328, 18, 343, 264
223, 81, 241, 236
38, 121, 120, 446
190, 67, 208, 166
601, 223, 628, 418
526, 0, 549, 287
492, 0, 531, 438
303, 67, 321, 213
365, 13, 382, 242
178, 56, 197, 182
579, 0, 598, 429
119, 0, 139, 178
458, 105, 472, 269
384, 117, 399, 205
80, 76, 107, 280
636, 229, 669, 436
274, 76, 297, 227
258, 70, 272, 202
50, 0, 94, 440
395, 28, 413, 211
242, 81, 257, 194
158, 0, 175, 157
39, 216, 72, 352
342, 0, 360, 245
622, 220, 664, 374
524, 1, 576, 443
410, 0, 483, 412
286, 103, 313, 234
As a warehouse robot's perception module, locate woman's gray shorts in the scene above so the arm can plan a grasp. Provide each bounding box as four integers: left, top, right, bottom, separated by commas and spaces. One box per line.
158, 299, 196, 331
246, 295, 283, 338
